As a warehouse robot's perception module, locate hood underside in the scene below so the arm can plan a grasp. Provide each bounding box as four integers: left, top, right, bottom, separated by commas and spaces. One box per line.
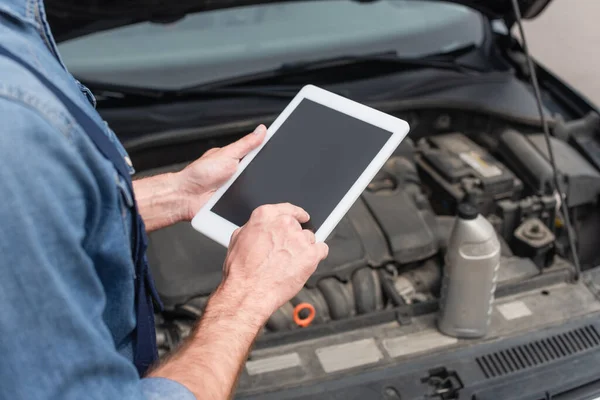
46, 0, 552, 42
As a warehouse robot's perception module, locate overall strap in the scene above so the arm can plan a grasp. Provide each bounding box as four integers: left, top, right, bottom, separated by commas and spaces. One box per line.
0, 44, 162, 376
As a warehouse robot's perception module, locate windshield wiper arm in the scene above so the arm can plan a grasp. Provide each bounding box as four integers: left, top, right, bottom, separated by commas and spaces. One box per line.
278, 49, 484, 74
84, 47, 485, 102
176, 48, 485, 95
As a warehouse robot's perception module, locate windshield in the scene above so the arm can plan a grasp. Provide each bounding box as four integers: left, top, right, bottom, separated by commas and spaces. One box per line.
58, 0, 484, 90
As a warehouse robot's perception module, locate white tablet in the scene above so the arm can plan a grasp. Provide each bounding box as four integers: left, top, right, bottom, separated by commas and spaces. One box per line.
191, 85, 410, 247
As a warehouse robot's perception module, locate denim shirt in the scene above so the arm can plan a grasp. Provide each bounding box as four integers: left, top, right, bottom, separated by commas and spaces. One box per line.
0, 0, 194, 398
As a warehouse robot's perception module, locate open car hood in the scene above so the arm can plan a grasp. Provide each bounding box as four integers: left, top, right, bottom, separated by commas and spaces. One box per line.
443, 0, 552, 18
46, 0, 553, 42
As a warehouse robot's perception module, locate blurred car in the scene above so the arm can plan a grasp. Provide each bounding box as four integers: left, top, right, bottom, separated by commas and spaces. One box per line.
49, 1, 600, 398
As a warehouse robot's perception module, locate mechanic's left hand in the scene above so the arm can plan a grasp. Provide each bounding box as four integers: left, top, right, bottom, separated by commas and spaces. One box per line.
176, 124, 267, 220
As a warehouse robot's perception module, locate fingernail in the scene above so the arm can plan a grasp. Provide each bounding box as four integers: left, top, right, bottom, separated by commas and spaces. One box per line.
254, 124, 266, 135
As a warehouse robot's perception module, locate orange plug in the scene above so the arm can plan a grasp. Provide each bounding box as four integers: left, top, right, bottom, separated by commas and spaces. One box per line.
293, 303, 316, 328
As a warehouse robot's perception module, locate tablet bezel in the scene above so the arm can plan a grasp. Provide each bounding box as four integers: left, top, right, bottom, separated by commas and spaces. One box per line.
191, 84, 410, 247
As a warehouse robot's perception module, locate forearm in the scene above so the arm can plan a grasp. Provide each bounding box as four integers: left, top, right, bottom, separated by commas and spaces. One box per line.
149, 283, 267, 400
133, 173, 187, 232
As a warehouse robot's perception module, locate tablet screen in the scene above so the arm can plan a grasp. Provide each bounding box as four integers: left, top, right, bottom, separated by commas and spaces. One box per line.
211, 99, 392, 231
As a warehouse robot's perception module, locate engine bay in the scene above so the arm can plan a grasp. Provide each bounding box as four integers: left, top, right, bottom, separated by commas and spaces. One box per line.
136, 108, 600, 394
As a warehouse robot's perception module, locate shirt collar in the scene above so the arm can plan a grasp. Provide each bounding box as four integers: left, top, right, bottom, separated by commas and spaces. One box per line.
0, 0, 67, 69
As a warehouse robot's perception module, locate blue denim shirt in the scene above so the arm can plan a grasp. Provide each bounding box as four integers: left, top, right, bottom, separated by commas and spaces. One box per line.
0, 1, 194, 398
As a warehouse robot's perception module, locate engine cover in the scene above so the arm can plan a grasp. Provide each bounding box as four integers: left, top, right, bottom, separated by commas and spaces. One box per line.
147, 197, 391, 308
147, 223, 227, 308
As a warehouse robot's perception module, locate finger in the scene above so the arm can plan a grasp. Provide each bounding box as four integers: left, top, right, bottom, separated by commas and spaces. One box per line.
302, 230, 316, 244
315, 242, 329, 261
280, 215, 303, 232
271, 203, 310, 224
221, 125, 266, 159
230, 227, 242, 243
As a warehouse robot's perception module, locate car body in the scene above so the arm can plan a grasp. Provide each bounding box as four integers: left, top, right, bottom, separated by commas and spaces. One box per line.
48, 1, 600, 398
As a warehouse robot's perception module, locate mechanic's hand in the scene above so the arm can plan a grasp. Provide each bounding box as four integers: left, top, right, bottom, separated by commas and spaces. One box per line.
218, 203, 329, 320
176, 125, 267, 220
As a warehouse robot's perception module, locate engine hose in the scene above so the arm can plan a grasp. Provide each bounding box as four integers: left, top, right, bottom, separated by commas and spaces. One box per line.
382, 259, 443, 305
156, 327, 167, 348
387, 156, 419, 187
379, 268, 407, 306
401, 258, 442, 294
173, 320, 194, 341
318, 278, 355, 320
352, 268, 383, 314
266, 302, 295, 332
156, 324, 179, 351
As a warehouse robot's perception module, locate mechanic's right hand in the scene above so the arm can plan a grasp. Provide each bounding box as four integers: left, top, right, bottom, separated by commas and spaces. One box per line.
218, 203, 329, 320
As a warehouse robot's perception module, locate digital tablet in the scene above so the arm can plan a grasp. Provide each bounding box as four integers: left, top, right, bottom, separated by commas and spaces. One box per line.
191, 85, 410, 247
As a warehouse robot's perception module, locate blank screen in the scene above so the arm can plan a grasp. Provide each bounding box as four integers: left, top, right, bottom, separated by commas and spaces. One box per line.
212, 99, 392, 231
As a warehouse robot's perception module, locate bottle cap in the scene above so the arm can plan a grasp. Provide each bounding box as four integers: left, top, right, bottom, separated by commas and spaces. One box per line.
458, 202, 478, 220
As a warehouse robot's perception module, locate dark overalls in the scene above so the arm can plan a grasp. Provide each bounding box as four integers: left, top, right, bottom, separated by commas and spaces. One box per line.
0, 44, 162, 377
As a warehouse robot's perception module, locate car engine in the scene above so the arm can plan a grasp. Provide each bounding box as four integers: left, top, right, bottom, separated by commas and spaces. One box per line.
141, 111, 600, 359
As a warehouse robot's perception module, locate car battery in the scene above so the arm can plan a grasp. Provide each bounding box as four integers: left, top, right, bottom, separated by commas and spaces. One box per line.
416, 133, 523, 215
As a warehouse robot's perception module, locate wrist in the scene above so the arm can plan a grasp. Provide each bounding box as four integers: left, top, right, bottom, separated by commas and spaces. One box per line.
168, 171, 193, 222
133, 172, 189, 230
155, 172, 189, 223
205, 280, 273, 331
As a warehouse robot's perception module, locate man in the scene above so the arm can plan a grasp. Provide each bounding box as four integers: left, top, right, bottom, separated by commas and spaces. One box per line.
0, 0, 328, 399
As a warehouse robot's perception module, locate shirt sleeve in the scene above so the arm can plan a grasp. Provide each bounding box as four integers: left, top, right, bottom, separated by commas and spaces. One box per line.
0, 99, 195, 400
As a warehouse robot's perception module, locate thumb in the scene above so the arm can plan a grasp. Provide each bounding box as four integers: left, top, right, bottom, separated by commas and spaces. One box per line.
222, 125, 266, 159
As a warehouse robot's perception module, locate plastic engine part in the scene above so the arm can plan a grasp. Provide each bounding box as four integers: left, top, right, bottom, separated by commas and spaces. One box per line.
495, 194, 556, 242
147, 197, 390, 308
318, 278, 356, 320
147, 222, 227, 309
306, 198, 391, 287
399, 259, 442, 294
528, 133, 600, 207
177, 296, 209, 319
364, 156, 439, 264
352, 268, 383, 314
512, 218, 555, 269
498, 129, 600, 207
559, 112, 600, 172
388, 259, 442, 304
